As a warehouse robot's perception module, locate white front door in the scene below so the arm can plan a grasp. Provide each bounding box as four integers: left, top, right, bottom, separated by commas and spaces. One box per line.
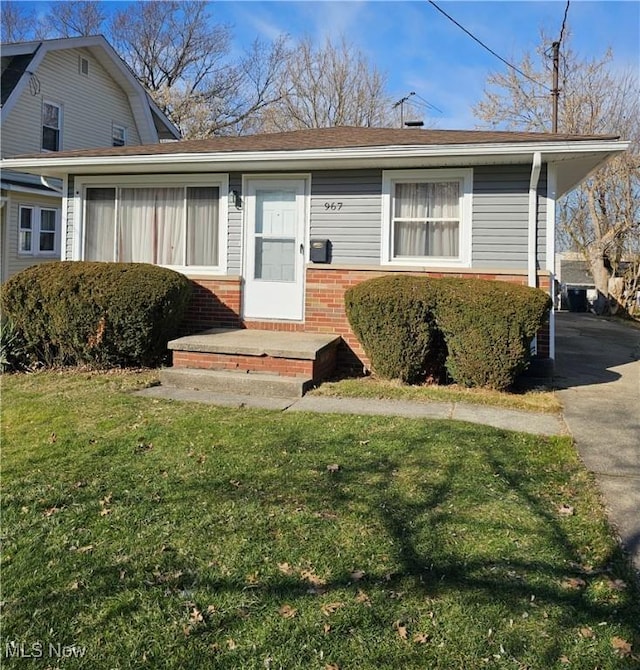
243, 178, 306, 321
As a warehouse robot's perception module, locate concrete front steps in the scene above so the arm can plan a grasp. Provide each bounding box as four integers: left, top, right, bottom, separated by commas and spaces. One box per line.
160, 328, 341, 398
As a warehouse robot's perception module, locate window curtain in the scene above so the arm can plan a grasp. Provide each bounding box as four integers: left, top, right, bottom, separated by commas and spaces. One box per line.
118, 188, 183, 264
85, 188, 116, 261
394, 182, 460, 257
187, 187, 219, 266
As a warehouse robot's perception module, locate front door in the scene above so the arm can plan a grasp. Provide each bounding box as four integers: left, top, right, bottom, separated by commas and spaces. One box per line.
243, 178, 306, 321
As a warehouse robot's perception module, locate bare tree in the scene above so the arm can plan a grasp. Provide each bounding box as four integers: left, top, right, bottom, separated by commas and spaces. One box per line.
108, 1, 287, 138
257, 36, 392, 132
474, 39, 640, 313
1, 0, 39, 42
43, 1, 106, 38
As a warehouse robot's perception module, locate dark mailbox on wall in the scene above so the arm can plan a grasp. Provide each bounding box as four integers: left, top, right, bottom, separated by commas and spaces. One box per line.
309, 239, 331, 263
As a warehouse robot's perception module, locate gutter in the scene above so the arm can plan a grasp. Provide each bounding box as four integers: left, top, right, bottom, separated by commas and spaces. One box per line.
1, 140, 630, 175
528, 151, 542, 288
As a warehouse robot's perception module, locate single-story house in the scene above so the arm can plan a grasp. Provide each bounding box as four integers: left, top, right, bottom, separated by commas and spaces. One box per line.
1, 126, 627, 382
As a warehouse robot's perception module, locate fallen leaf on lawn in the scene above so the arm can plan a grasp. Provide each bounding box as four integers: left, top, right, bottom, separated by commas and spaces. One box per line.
119, 570, 126, 580
326, 463, 340, 473
227, 638, 237, 650
394, 620, 408, 640
206, 605, 216, 614
560, 656, 570, 664
246, 571, 260, 584
606, 578, 627, 591
77, 545, 94, 553
557, 504, 575, 516
358, 440, 370, 446
611, 637, 632, 657
350, 569, 365, 581
189, 607, 203, 624
300, 569, 326, 586
355, 589, 371, 606
100, 493, 112, 507
197, 454, 206, 464
579, 626, 595, 639
49, 432, 57, 444
279, 604, 298, 619
277, 562, 294, 576
325, 664, 340, 670
68, 580, 81, 591
413, 632, 430, 644
100, 507, 111, 516
44, 507, 60, 517
321, 602, 343, 616
323, 624, 331, 634
561, 577, 586, 590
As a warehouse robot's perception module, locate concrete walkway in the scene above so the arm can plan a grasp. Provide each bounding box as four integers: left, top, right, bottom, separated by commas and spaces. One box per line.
554, 312, 640, 573
137, 386, 566, 437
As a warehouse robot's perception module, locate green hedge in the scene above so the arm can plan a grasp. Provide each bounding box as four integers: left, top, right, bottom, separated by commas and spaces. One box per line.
344, 275, 446, 384
435, 278, 552, 390
0, 262, 192, 368
344, 275, 552, 390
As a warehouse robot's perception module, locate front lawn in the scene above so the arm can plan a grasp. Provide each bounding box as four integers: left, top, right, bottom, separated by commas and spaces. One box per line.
1, 370, 637, 669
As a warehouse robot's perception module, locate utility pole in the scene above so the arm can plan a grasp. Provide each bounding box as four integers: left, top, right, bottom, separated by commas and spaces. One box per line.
551, 40, 560, 133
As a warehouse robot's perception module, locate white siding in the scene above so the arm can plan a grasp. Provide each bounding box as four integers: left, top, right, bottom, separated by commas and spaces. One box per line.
1, 47, 142, 158
2, 190, 63, 278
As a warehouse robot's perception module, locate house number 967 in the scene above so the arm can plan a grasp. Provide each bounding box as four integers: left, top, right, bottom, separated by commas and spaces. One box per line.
324, 202, 343, 211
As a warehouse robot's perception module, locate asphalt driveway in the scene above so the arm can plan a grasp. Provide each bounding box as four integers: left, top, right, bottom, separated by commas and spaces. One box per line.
554, 312, 640, 573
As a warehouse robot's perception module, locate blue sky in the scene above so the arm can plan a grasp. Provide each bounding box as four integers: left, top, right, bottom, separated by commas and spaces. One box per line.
27, 0, 640, 129
213, 0, 639, 128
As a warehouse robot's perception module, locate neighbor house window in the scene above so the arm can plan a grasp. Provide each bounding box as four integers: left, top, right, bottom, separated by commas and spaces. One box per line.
382, 169, 472, 267
112, 124, 126, 147
79, 56, 89, 76
18, 205, 59, 255
83, 180, 225, 270
42, 101, 61, 151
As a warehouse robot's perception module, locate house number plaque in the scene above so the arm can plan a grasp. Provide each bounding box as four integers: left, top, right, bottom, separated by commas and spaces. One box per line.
323, 202, 343, 211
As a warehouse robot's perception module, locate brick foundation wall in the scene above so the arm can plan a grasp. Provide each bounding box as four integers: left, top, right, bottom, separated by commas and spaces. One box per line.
182, 276, 242, 333
185, 268, 553, 372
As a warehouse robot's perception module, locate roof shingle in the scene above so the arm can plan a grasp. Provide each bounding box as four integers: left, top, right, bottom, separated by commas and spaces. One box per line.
7, 126, 620, 160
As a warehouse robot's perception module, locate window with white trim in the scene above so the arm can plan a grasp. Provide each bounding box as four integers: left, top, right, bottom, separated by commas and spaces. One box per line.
18, 205, 59, 256
382, 169, 473, 267
82, 176, 228, 271
42, 101, 61, 151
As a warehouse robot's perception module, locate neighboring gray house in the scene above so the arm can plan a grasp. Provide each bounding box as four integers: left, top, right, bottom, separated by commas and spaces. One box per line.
1, 126, 627, 372
557, 254, 596, 311
0, 35, 179, 281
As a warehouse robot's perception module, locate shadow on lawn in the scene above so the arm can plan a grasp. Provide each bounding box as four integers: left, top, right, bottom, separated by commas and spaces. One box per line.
5, 418, 639, 664
134, 424, 638, 630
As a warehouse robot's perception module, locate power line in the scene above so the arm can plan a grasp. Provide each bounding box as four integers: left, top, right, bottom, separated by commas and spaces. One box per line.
558, 0, 570, 47
427, 0, 550, 91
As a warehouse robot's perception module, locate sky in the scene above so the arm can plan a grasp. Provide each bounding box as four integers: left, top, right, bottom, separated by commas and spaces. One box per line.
212, 0, 640, 128
25, 0, 640, 129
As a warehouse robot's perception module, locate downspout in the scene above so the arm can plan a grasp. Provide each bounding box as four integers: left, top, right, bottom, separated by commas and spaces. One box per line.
528, 152, 542, 358
40, 175, 62, 195
41, 175, 63, 194
528, 151, 542, 288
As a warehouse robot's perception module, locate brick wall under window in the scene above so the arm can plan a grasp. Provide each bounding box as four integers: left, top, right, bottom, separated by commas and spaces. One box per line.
185, 268, 552, 372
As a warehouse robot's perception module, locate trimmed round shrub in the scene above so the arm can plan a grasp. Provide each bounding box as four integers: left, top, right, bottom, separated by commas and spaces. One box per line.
344, 274, 552, 390
0, 261, 192, 368
344, 275, 446, 383
434, 278, 552, 390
